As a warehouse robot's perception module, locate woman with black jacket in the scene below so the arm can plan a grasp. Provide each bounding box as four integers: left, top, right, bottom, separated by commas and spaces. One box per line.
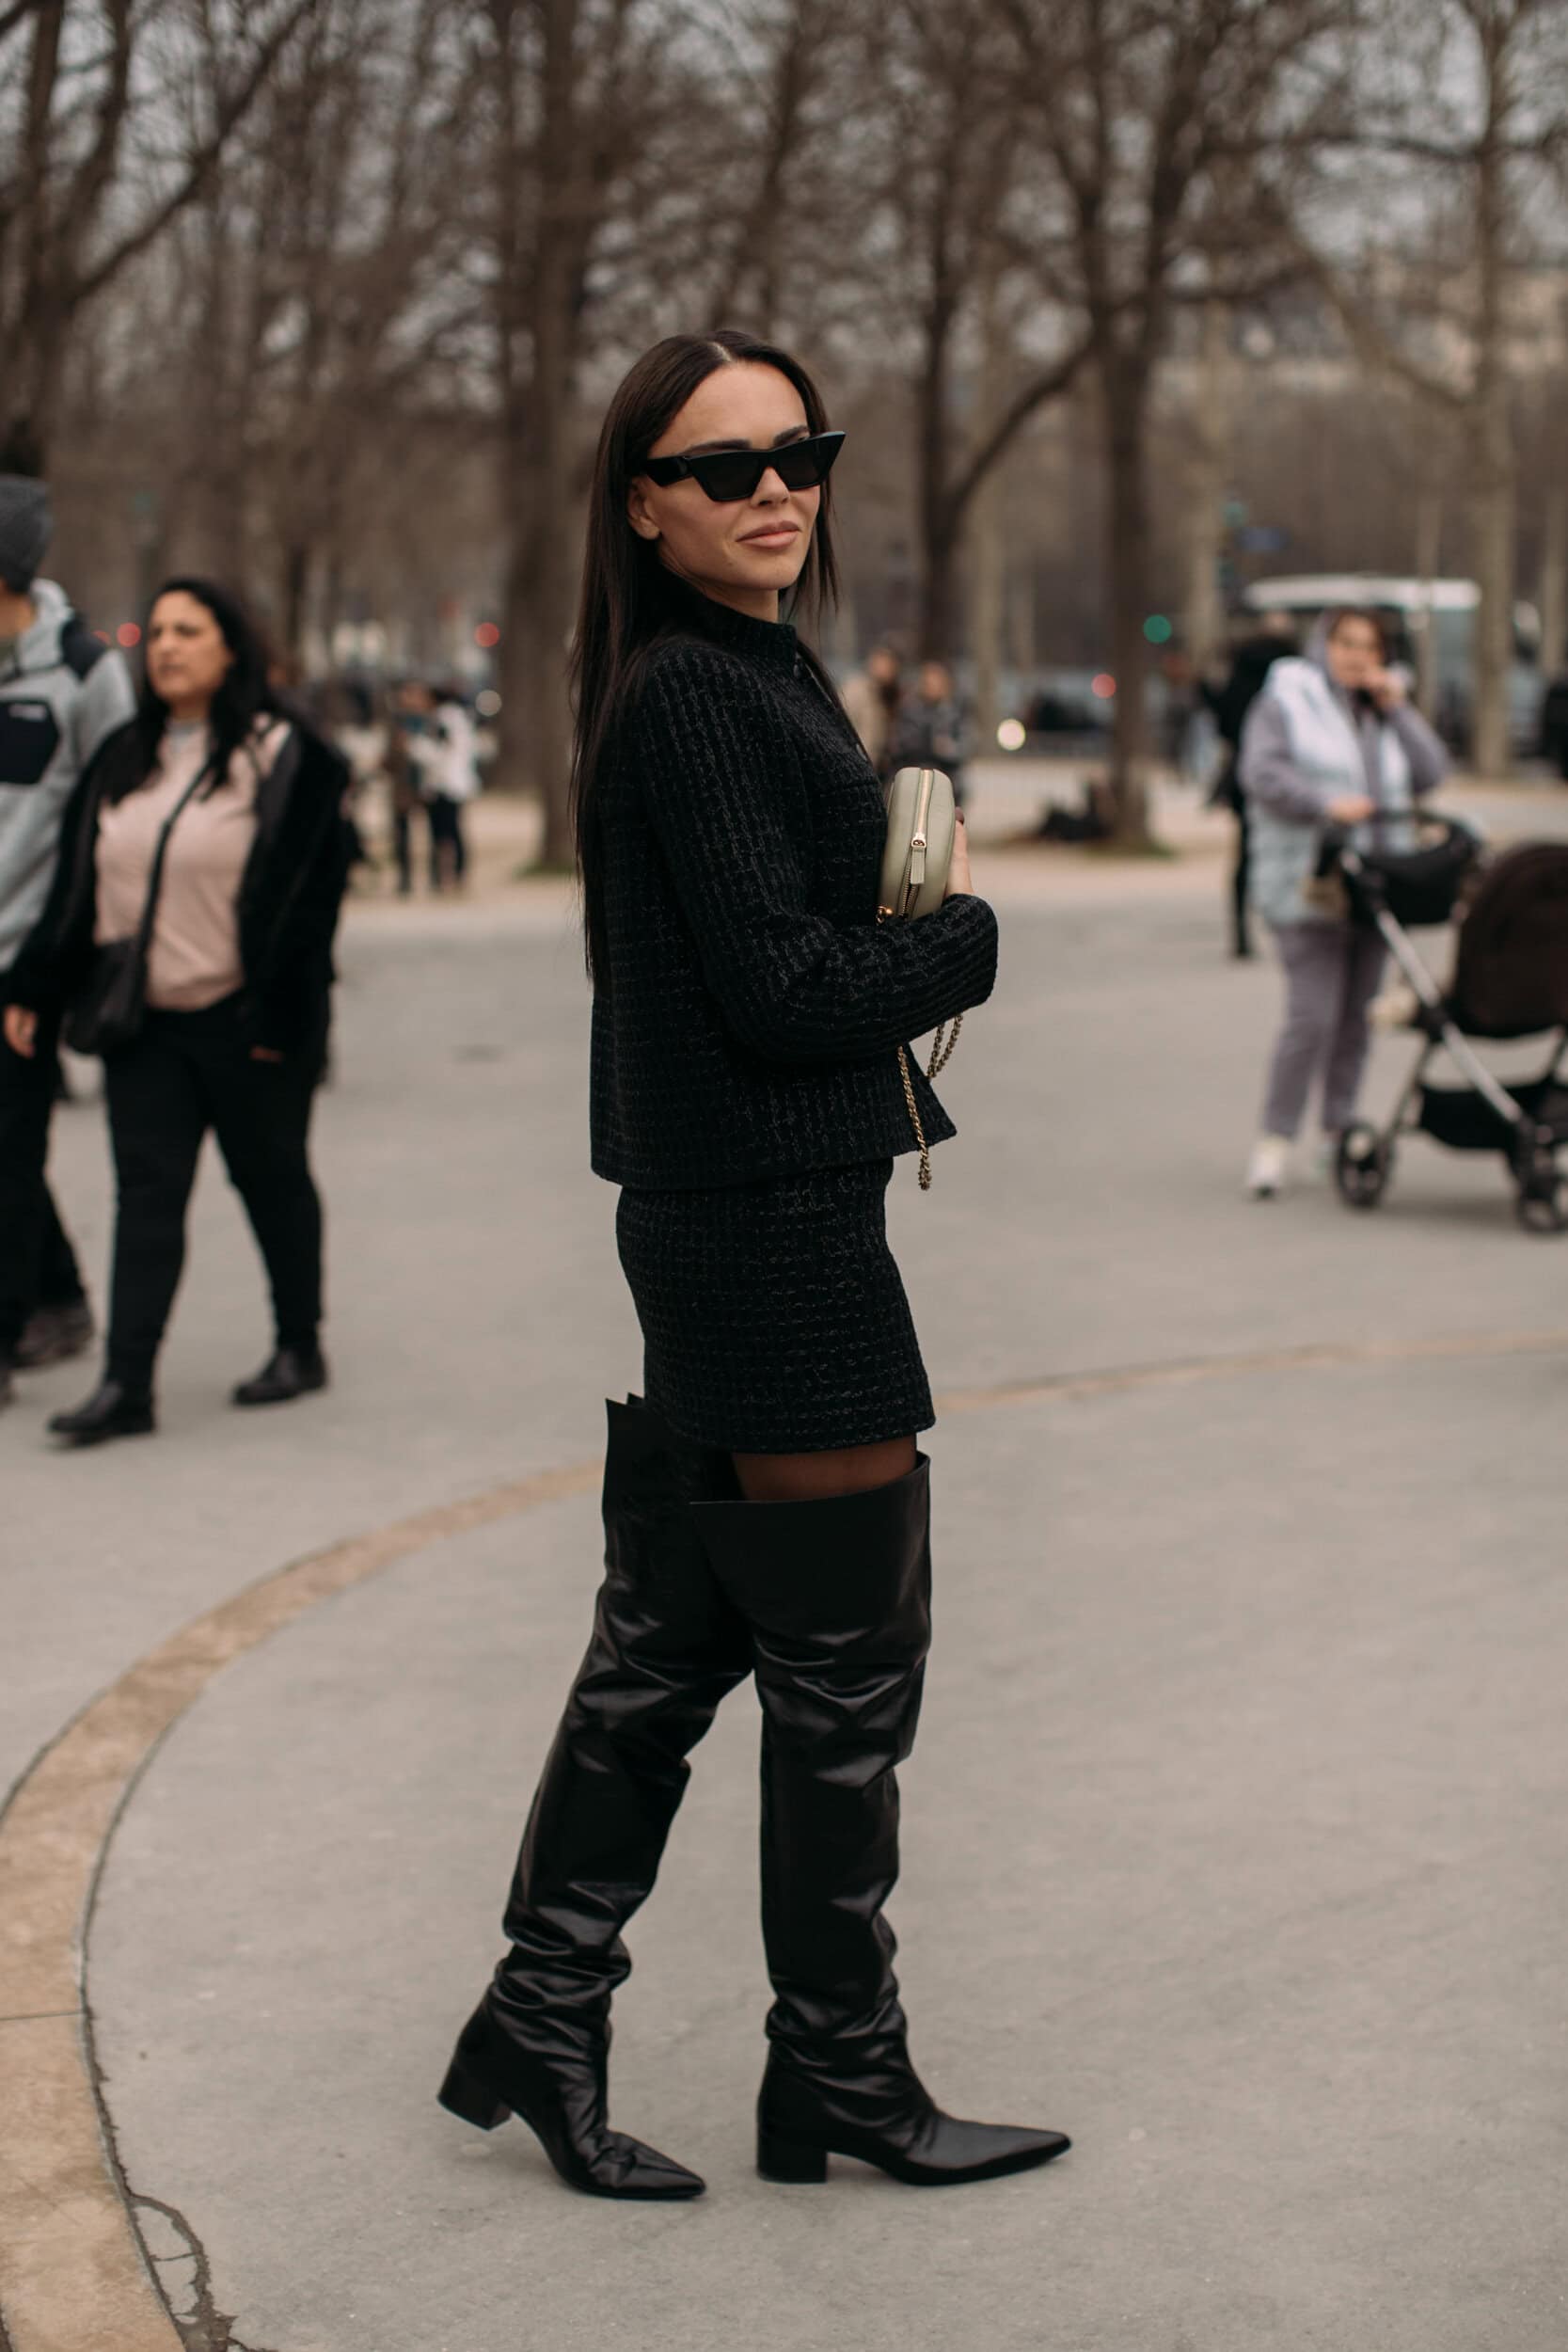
2, 579, 349, 1445
437, 331, 1069, 2201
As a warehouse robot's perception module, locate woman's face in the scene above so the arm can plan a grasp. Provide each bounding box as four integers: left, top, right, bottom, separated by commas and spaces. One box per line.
1325, 618, 1383, 692
147, 592, 234, 714
628, 362, 820, 622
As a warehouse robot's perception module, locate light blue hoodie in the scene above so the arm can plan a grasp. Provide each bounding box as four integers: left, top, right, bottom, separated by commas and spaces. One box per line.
0, 580, 135, 974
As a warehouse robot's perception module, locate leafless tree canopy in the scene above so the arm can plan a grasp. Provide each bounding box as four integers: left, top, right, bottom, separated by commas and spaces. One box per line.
3, 0, 1567, 839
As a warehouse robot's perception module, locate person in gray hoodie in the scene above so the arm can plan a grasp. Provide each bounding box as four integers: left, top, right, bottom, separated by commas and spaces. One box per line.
0, 473, 135, 1404
1239, 605, 1447, 1199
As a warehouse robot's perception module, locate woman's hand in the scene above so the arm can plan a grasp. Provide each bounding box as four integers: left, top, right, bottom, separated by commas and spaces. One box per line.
1368, 667, 1406, 712
944, 810, 973, 898
3, 1006, 38, 1058
1326, 793, 1375, 826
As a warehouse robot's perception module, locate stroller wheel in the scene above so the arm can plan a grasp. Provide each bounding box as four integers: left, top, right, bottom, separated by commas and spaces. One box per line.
1513, 1135, 1566, 1234
1336, 1122, 1393, 1209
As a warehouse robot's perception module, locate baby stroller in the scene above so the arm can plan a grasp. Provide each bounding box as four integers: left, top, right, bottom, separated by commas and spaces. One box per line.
1325, 819, 1568, 1233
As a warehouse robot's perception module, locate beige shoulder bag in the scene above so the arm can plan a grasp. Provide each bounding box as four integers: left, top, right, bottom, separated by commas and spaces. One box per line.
878, 765, 963, 1191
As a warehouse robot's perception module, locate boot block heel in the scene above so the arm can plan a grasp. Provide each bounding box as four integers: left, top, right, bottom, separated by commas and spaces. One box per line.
438, 2056, 510, 2132
757, 2127, 829, 2184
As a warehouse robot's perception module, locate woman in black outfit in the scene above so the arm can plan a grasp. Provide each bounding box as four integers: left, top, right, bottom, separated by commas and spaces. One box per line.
438, 331, 1069, 2199
3, 580, 349, 1444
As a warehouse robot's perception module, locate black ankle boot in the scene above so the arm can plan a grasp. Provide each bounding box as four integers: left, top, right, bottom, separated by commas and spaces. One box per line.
438, 1397, 752, 2199
231, 1343, 328, 1406
48, 1376, 155, 1446
439, 2002, 704, 2201
692, 1460, 1070, 2188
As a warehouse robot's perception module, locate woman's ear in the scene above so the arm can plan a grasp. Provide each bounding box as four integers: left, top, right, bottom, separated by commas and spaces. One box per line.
626, 483, 660, 542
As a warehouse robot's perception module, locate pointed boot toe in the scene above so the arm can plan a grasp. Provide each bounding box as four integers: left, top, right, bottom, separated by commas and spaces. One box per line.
590, 2130, 705, 2201
758, 2098, 1069, 2187
438, 2005, 704, 2201
757, 2058, 1069, 2188
888, 2111, 1070, 2185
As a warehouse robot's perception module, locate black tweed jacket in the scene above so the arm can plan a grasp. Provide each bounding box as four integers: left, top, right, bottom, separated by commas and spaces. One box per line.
590, 583, 999, 1190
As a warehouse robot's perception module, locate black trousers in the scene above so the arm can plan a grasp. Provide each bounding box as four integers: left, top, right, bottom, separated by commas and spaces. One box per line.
1230, 803, 1253, 956
392, 800, 424, 894
0, 1009, 87, 1358
103, 996, 324, 1390
427, 793, 467, 884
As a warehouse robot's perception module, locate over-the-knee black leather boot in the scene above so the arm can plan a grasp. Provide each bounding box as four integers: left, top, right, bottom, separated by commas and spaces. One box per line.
693, 1457, 1069, 2187
440, 1398, 752, 2199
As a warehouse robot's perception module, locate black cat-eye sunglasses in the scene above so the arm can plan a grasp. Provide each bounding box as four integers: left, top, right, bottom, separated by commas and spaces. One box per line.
640, 430, 846, 504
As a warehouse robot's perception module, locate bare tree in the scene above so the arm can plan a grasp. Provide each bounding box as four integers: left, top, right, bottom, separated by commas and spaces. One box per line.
0, 0, 319, 460
1284, 0, 1568, 773
845, 1, 1097, 660
473, 0, 665, 861
1001, 0, 1348, 845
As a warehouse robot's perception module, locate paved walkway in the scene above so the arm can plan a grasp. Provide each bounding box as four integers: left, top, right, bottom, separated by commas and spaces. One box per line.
5, 769, 1568, 2351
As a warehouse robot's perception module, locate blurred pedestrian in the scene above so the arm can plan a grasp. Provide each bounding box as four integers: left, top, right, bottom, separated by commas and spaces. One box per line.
437, 328, 1065, 2202
421, 682, 481, 889
1202, 612, 1297, 960
840, 644, 902, 779
388, 679, 435, 895
1240, 607, 1446, 1199
1157, 645, 1202, 777
892, 658, 969, 806
0, 467, 135, 1408
3, 579, 350, 1443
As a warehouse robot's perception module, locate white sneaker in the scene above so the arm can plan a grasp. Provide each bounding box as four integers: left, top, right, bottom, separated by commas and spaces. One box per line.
1246, 1136, 1290, 1198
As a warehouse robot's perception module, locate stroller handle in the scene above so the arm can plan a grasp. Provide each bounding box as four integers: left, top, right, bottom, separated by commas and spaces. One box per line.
1318, 813, 1483, 928
1315, 811, 1480, 882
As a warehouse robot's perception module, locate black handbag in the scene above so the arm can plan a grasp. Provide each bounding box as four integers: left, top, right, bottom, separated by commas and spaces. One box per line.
64, 755, 216, 1057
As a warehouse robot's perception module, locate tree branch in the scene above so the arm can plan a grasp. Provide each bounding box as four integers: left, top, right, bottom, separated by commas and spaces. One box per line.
72, 0, 320, 305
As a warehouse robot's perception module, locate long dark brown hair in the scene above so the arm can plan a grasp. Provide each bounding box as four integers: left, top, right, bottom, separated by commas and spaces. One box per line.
570, 328, 842, 987
102, 577, 293, 803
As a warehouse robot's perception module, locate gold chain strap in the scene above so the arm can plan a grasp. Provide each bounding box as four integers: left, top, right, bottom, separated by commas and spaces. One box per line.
895, 1014, 964, 1192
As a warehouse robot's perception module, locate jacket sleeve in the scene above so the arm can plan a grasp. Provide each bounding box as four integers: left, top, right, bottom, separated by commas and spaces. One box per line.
635, 653, 998, 1067
3, 744, 111, 1013
251, 735, 352, 1053
1239, 692, 1325, 824
1388, 703, 1447, 797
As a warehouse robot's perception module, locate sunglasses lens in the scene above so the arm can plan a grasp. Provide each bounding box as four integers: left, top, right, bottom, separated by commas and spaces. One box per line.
693, 453, 766, 501
772, 437, 838, 489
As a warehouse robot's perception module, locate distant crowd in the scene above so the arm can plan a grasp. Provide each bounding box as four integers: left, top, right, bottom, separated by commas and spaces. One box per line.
840, 648, 971, 806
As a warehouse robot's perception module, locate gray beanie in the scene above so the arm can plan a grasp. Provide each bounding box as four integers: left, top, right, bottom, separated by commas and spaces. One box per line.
0, 474, 53, 594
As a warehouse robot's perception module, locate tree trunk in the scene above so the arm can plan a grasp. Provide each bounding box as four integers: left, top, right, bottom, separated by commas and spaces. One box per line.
970, 259, 1008, 744
1182, 300, 1230, 675
1470, 389, 1514, 777
1100, 353, 1154, 846
490, 0, 578, 866
281, 540, 312, 668
917, 518, 958, 663
1537, 485, 1567, 678
1412, 477, 1443, 719
915, 316, 958, 660
1469, 98, 1513, 779
971, 472, 1004, 746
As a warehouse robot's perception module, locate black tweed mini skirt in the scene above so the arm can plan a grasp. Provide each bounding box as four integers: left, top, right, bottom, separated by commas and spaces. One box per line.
615, 1158, 934, 1454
